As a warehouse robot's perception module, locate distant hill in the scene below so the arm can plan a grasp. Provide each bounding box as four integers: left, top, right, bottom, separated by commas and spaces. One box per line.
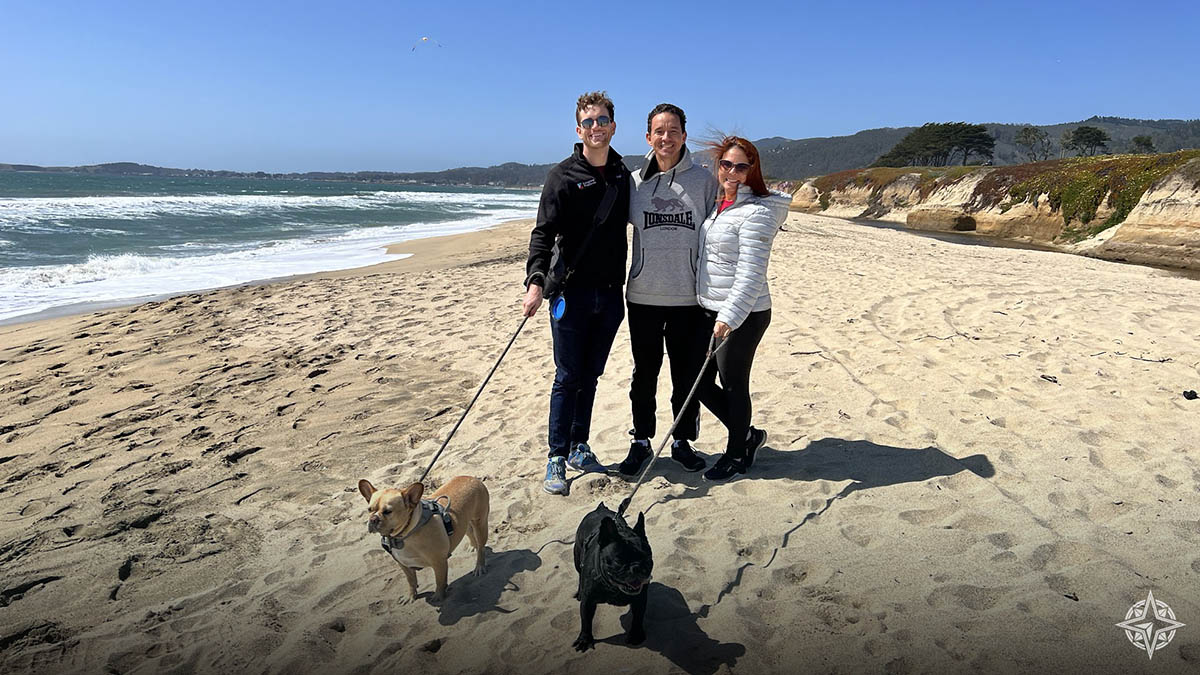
4, 117, 1198, 186
0, 161, 557, 188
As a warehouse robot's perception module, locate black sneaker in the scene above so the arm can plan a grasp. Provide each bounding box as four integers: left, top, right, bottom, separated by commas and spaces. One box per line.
703, 453, 746, 481
618, 439, 651, 476
670, 440, 706, 472
745, 427, 767, 468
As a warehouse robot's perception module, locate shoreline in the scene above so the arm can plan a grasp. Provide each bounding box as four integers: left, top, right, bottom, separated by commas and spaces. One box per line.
0, 218, 535, 329
8, 208, 1199, 331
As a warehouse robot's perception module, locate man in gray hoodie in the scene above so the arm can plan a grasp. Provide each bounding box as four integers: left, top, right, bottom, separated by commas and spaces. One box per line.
618, 103, 719, 476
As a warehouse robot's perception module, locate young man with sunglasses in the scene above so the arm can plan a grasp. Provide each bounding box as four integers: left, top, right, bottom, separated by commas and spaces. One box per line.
523, 91, 630, 495
618, 103, 718, 477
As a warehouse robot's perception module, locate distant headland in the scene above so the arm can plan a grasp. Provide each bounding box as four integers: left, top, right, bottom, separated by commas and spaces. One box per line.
5, 116, 1197, 188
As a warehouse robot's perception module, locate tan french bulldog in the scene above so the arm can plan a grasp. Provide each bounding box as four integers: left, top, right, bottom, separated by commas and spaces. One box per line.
358, 476, 490, 603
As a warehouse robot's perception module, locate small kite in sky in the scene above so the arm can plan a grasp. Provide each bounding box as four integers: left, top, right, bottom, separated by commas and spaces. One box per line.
412, 36, 443, 51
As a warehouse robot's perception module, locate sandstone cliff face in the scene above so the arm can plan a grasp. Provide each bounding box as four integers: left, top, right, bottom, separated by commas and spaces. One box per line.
792, 174, 916, 223
1075, 159, 1200, 269
792, 158, 1200, 269
905, 172, 988, 232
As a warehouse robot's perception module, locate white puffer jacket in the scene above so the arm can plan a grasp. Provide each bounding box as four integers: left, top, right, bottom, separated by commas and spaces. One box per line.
696, 186, 790, 330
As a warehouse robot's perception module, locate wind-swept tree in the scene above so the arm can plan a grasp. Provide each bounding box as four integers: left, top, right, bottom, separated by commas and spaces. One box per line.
1059, 130, 1077, 158
1130, 135, 1156, 154
1015, 126, 1052, 162
1068, 126, 1111, 156
951, 123, 996, 165
871, 122, 995, 167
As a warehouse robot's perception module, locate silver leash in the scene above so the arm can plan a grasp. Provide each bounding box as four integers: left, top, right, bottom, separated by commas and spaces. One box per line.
618, 334, 725, 516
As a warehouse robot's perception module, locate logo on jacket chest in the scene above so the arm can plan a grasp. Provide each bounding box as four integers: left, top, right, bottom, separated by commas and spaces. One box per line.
644, 196, 695, 230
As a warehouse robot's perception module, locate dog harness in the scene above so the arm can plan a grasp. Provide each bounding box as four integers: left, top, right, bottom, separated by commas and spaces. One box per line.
379, 496, 454, 557
584, 524, 649, 594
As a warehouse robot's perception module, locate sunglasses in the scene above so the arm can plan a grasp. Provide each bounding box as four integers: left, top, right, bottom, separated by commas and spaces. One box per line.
579, 116, 612, 129
719, 159, 753, 173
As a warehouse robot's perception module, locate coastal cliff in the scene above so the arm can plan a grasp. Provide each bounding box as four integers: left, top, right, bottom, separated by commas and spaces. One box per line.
793, 151, 1200, 269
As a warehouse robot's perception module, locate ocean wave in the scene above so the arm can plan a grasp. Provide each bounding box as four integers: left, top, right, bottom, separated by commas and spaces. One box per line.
0, 210, 532, 322
0, 189, 539, 227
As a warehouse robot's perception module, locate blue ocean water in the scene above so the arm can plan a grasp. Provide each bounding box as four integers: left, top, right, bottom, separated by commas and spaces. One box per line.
0, 172, 539, 322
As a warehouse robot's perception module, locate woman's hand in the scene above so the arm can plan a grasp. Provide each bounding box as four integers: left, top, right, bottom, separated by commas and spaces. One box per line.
713, 321, 731, 339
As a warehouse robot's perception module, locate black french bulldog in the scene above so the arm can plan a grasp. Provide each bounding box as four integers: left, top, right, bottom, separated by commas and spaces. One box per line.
572, 502, 653, 651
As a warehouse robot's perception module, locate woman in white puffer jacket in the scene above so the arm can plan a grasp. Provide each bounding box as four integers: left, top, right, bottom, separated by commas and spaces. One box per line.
695, 136, 790, 481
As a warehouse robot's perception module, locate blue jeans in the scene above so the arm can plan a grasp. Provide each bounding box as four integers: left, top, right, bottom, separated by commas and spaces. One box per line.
548, 286, 624, 458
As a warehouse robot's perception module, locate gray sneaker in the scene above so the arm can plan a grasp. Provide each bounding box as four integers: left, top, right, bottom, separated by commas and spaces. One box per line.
566, 442, 606, 473
543, 456, 568, 495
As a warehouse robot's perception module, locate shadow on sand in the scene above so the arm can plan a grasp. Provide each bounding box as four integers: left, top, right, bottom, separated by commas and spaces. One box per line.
583, 581, 745, 674
647, 438, 995, 610
648, 437, 994, 517
762, 438, 995, 551
433, 547, 542, 626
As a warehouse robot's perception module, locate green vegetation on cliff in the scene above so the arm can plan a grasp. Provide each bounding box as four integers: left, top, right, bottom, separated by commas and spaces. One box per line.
982, 150, 1200, 239
807, 150, 1200, 241
812, 165, 975, 209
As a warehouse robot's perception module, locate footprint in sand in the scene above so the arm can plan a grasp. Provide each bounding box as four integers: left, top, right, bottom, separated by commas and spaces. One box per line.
839, 524, 873, 548
925, 584, 1007, 611
883, 413, 910, 431
1025, 541, 1093, 572
19, 499, 50, 518
985, 532, 1015, 550
897, 503, 959, 526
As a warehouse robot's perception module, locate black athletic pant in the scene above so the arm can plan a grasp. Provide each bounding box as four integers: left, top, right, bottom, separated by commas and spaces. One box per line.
627, 302, 712, 442
697, 308, 771, 458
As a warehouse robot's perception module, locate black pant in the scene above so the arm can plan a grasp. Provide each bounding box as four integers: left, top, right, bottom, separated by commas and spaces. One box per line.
697, 309, 771, 457
627, 302, 711, 442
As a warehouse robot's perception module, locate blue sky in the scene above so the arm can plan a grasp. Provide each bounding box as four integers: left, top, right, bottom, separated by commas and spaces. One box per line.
2, 0, 1197, 172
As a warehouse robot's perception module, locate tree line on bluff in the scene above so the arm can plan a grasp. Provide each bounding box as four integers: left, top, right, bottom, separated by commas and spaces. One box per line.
871, 122, 1156, 168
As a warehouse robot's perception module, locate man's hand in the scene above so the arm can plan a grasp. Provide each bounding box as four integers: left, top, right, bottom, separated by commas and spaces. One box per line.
522, 284, 544, 317
713, 321, 731, 339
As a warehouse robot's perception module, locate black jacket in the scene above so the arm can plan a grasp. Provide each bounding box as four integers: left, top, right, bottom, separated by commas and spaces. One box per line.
525, 144, 630, 290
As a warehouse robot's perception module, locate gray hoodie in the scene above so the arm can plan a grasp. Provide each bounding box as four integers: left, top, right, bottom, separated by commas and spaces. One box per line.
626, 146, 719, 306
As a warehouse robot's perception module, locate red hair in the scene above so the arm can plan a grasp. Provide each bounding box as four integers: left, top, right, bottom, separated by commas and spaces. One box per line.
706, 135, 770, 198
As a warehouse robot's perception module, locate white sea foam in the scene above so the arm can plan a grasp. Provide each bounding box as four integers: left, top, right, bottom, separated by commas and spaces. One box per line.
0, 189, 539, 228
0, 209, 534, 322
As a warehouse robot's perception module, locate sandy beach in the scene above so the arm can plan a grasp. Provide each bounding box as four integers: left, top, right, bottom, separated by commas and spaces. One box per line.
2, 213, 1198, 673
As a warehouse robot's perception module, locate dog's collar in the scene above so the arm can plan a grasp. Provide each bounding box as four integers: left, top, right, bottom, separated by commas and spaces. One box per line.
380, 497, 453, 554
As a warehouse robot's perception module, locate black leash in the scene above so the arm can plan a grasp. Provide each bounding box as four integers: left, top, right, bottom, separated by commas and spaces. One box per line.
618, 334, 725, 517
418, 315, 529, 483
